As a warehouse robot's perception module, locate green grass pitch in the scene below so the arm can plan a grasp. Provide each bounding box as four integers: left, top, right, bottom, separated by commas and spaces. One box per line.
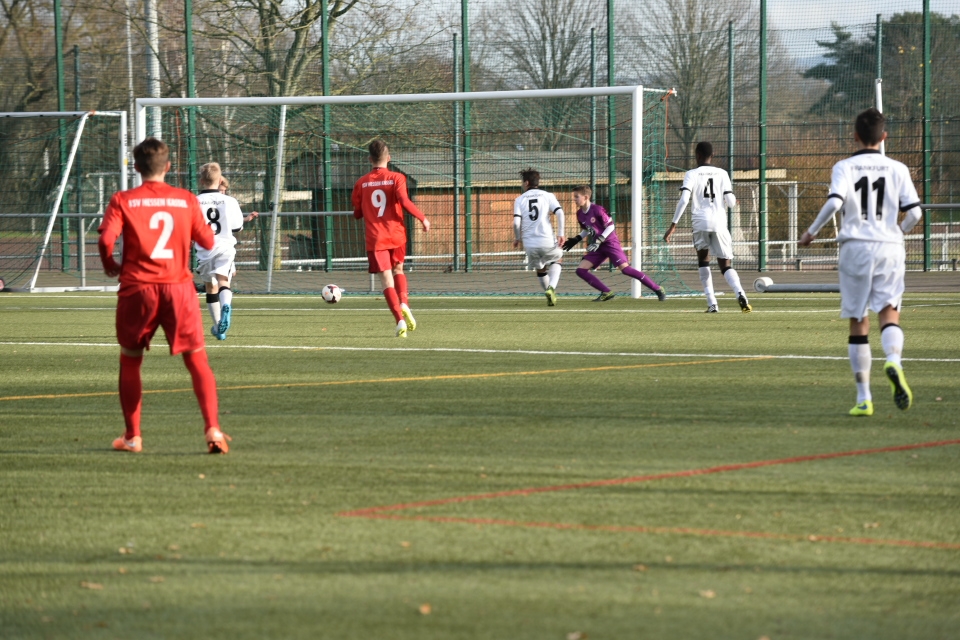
1, 291, 959, 639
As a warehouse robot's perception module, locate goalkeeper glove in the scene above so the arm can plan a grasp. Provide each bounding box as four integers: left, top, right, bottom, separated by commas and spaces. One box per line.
586, 238, 603, 252
562, 235, 582, 251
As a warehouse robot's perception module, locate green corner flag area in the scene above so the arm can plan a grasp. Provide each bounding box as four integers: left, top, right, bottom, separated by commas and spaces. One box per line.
1, 292, 958, 639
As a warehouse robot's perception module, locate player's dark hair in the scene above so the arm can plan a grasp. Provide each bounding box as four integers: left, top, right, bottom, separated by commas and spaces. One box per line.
855, 108, 885, 146
133, 137, 169, 177
695, 141, 713, 162
573, 185, 592, 199
520, 168, 540, 188
369, 139, 388, 162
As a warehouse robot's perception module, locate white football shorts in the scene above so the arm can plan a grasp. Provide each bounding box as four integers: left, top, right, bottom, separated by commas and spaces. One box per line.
838, 240, 905, 320
525, 245, 564, 271
692, 228, 733, 260
196, 246, 236, 283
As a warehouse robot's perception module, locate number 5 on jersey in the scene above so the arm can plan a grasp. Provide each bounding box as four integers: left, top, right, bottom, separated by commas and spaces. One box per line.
150, 211, 174, 259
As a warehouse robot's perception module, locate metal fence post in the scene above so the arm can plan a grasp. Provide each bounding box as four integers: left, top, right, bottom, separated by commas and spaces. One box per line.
462, 0, 473, 272
453, 34, 461, 272
590, 28, 597, 197
728, 21, 735, 234
758, 0, 768, 271
322, 0, 334, 272
922, 0, 932, 270
55, 0, 69, 271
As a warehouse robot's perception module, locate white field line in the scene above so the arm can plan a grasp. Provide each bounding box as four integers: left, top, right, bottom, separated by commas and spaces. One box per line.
4, 306, 847, 314
11, 301, 960, 314
1, 341, 958, 363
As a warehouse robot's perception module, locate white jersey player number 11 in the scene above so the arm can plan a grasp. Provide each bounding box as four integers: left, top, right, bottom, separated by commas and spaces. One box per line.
854, 176, 884, 219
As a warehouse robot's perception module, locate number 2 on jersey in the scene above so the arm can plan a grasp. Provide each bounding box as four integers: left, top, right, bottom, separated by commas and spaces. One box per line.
149, 211, 174, 259
854, 176, 885, 220
371, 189, 387, 217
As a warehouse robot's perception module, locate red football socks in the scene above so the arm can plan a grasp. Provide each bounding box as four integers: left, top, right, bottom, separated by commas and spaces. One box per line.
182, 349, 220, 432
394, 273, 409, 304
383, 287, 403, 322
119, 353, 143, 439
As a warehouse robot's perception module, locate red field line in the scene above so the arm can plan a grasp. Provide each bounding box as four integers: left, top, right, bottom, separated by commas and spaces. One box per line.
339, 438, 960, 517
337, 438, 960, 549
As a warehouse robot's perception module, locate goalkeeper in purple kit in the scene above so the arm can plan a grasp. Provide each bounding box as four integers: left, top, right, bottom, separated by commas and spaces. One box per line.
562, 185, 665, 301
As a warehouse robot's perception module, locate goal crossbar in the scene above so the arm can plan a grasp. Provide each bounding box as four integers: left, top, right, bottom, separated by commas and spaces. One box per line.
136, 86, 668, 297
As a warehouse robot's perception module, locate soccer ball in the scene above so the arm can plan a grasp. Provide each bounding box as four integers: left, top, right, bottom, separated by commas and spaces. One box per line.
321, 284, 343, 304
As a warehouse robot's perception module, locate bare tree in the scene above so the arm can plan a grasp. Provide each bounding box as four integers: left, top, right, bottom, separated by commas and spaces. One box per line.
477, 0, 600, 150
626, 0, 758, 166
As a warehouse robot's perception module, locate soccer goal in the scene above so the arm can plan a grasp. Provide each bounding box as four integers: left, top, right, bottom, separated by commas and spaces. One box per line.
136, 87, 686, 297
0, 111, 128, 292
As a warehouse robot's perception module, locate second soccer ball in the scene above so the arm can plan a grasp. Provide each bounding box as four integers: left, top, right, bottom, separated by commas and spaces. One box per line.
321, 284, 343, 304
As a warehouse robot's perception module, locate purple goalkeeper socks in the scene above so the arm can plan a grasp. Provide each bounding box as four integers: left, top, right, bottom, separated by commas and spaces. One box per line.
575, 267, 609, 292
622, 266, 660, 291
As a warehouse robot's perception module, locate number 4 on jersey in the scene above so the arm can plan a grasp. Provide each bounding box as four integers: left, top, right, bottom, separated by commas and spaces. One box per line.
703, 178, 715, 202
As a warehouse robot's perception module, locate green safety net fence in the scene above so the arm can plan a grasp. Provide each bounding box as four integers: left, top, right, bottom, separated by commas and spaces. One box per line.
156, 89, 675, 295
0, 114, 124, 291
3, 2, 958, 279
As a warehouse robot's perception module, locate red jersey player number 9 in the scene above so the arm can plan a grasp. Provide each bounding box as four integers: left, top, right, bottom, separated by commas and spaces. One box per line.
372, 189, 387, 217
149, 211, 175, 259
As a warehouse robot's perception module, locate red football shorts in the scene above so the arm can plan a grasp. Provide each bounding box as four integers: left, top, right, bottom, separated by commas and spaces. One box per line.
367, 246, 406, 274
116, 281, 205, 355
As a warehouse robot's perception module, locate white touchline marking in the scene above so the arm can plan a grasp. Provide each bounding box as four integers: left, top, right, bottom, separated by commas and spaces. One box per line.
0, 341, 957, 363
12, 306, 848, 314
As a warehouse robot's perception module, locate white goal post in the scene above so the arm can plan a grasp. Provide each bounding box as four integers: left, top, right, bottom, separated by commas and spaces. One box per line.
135, 87, 661, 298
0, 110, 127, 292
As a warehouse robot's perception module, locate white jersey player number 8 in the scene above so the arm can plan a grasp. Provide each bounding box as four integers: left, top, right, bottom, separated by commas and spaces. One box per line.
372, 189, 387, 217
149, 211, 174, 259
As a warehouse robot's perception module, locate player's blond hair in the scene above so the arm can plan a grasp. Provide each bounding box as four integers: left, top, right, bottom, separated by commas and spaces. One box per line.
218, 176, 230, 193
572, 185, 592, 199
199, 162, 223, 189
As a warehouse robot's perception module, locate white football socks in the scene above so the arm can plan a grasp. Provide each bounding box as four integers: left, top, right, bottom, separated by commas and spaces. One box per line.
538, 274, 549, 291
699, 266, 717, 307
881, 324, 904, 366
722, 268, 745, 297
219, 287, 233, 308
547, 263, 562, 289
848, 341, 873, 402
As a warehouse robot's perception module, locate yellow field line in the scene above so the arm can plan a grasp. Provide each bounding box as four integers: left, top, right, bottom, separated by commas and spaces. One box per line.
0, 357, 769, 402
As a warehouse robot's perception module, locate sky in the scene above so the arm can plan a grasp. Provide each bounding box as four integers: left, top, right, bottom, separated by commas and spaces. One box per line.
770, 0, 957, 30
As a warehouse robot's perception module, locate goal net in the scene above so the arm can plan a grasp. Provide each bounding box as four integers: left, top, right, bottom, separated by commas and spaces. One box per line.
0, 111, 127, 292
138, 87, 685, 297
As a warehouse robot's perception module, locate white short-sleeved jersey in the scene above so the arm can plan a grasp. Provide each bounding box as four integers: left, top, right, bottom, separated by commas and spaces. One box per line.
828, 149, 921, 244
195, 191, 245, 262
679, 166, 734, 232
514, 189, 564, 249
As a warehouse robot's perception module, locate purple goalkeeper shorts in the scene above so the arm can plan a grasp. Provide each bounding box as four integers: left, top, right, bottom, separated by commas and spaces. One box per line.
582, 236, 629, 268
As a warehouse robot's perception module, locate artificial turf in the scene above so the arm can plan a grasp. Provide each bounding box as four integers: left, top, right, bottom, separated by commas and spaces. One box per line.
1, 292, 958, 639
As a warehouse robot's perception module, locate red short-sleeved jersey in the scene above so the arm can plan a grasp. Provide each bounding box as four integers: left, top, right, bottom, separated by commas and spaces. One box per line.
351, 167, 425, 251
98, 181, 213, 288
